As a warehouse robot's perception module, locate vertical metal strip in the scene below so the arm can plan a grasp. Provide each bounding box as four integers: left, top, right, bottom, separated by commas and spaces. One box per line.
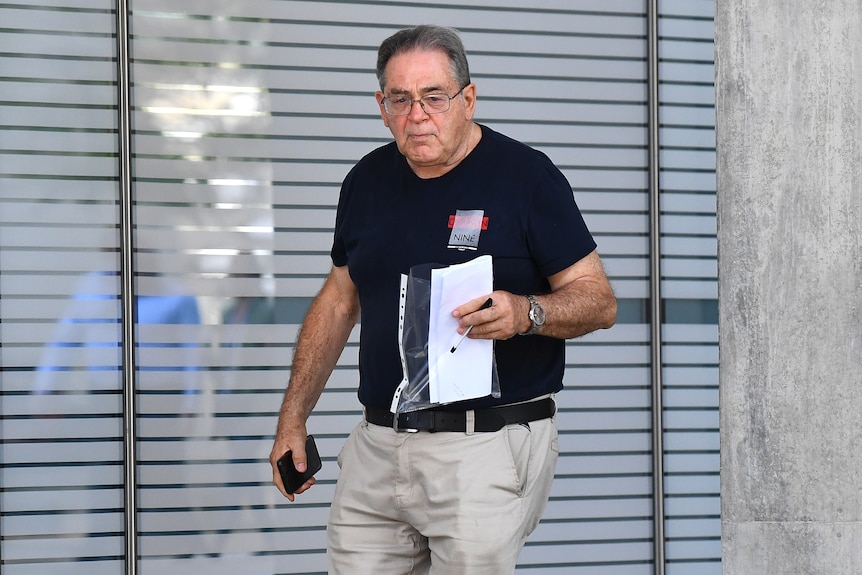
647, 0, 666, 573
115, 0, 138, 573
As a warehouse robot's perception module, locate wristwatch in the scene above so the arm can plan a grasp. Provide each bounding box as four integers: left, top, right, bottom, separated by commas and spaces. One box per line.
519, 294, 546, 335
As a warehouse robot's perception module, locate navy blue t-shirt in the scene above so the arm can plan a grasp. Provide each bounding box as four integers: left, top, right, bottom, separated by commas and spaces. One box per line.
331, 124, 596, 409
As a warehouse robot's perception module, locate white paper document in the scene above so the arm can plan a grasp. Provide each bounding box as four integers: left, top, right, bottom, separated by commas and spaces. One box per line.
428, 255, 494, 404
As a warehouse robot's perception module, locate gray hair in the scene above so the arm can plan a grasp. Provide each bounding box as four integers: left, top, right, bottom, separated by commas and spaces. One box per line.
376, 25, 471, 91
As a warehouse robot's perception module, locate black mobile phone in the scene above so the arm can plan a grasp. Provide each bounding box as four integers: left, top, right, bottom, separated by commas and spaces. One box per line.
277, 435, 323, 494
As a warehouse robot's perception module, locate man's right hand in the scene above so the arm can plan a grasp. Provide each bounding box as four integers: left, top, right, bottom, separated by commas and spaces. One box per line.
270, 423, 313, 502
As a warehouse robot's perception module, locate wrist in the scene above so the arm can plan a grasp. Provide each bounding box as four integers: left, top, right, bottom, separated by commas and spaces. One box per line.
517, 298, 532, 335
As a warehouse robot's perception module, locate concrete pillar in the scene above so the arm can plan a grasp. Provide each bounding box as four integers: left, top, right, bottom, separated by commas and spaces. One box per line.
716, 1, 862, 573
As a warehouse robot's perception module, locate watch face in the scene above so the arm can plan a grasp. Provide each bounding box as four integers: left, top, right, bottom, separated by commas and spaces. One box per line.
534, 305, 545, 325
529, 298, 546, 326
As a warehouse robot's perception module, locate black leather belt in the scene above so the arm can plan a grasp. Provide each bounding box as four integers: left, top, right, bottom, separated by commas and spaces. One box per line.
365, 397, 556, 433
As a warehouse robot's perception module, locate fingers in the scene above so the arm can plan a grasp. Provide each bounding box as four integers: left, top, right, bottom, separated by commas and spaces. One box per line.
269, 426, 309, 501
452, 291, 523, 339
452, 294, 493, 330
272, 466, 295, 502
452, 294, 493, 319
291, 445, 309, 474
293, 477, 316, 496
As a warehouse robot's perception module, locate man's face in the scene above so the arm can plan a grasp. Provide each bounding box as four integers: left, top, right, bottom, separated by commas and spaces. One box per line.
376, 49, 476, 179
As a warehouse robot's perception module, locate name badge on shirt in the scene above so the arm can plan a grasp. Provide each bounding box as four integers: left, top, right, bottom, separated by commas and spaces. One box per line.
447, 209, 488, 251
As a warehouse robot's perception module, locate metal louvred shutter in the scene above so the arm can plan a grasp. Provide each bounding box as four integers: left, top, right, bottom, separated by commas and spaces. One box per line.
0, 2, 126, 573
658, 1, 720, 572
1, 1, 718, 573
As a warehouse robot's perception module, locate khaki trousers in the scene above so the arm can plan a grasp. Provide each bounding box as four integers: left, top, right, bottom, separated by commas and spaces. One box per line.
327, 413, 558, 574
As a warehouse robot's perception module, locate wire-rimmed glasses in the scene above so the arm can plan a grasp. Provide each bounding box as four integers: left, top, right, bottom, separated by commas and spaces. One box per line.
381, 87, 466, 116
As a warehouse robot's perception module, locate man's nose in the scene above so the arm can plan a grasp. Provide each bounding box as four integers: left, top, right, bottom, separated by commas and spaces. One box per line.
407, 99, 429, 119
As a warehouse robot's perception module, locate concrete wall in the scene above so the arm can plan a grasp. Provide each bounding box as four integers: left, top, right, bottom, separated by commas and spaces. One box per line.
716, 1, 862, 573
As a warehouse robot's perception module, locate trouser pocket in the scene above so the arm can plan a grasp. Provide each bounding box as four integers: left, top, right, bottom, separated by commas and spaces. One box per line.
504, 422, 532, 497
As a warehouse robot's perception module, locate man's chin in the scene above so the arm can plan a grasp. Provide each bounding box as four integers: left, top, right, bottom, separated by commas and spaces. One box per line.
404, 148, 440, 166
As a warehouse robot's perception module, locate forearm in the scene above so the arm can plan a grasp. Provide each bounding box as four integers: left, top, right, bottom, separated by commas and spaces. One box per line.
270, 267, 359, 499
525, 277, 616, 339
518, 250, 617, 339
278, 269, 360, 425
279, 306, 356, 422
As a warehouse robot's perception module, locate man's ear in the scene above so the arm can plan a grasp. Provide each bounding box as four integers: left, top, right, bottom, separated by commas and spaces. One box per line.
375, 92, 389, 127
461, 83, 477, 120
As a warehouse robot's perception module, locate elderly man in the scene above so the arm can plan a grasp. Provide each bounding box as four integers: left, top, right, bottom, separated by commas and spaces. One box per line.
271, 24, 616, 574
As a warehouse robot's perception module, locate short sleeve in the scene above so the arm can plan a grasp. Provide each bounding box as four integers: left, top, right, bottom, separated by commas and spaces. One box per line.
526, 163, 596, 278
329, 168, 354, 268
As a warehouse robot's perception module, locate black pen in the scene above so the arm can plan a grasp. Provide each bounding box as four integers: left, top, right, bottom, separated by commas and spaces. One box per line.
450, 297, 493, 353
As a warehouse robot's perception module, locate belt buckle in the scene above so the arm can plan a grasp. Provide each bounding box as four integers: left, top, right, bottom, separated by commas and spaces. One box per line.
393, 413, 419, 433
